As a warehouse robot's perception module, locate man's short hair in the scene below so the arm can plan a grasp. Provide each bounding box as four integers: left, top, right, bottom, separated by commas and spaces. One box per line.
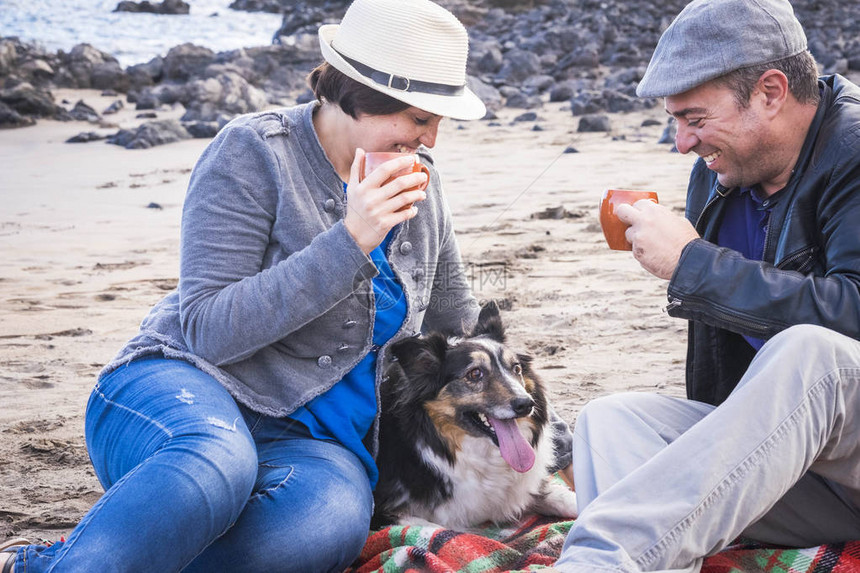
308, 62, 410, 118
714, 50, 821, 109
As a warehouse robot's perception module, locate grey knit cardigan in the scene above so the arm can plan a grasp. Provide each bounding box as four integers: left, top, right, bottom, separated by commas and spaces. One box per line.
101, 102, 480, 455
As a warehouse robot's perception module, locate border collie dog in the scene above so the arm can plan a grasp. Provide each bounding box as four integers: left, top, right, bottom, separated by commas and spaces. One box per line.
372, 301, 578, 529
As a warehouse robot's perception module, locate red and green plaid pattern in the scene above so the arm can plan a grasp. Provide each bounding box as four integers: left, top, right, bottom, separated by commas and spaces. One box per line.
701, 540, 860, 573
349, 519, 860, 573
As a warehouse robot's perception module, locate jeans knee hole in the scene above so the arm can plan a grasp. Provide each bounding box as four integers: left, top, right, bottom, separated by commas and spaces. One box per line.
253, 463, 295, 497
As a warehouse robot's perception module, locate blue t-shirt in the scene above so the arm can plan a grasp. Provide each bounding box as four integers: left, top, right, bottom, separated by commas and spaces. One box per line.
716, 186, 773, 351
289, 187, 407, 489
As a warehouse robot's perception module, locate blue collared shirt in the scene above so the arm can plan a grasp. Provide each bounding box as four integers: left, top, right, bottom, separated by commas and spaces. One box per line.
716, 186, 773, 351
289, 184, 407, 489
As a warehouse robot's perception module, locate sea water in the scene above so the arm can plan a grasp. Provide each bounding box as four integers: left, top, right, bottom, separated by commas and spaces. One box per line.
0, 0, 284, 68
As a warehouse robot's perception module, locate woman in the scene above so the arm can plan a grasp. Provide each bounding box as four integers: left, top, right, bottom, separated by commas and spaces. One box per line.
2, 0, 571, 570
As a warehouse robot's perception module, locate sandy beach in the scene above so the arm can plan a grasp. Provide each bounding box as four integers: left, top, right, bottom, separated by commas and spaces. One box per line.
0, 89, 696, 542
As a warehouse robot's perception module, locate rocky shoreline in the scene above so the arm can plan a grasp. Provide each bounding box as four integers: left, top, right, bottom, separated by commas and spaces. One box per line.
2, 0, 859, 148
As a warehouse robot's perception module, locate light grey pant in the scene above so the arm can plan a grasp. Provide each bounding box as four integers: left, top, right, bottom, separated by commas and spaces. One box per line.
555, 324, 860, 573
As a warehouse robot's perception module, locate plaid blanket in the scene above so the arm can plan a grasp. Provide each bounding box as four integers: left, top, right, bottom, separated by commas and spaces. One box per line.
348, 517, 860, 573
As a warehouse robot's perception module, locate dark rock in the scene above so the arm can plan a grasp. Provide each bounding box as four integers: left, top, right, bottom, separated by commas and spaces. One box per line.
69, 99, 101, 122
605, 91, 638, 113
20, 59, 55, 81
0, 101, 37, 128
475, 45, 504, 75
103, 100, 124, 114
532, 205, 574, 220
548, 82, 576, 103
504, 91, 542, 109
521, 74, 555, 95
66, 131, 107, 143
106, 128, 136, 147
58, 44, 128, 91
114, 0, 190, 14
107, 118, 191, 149
513, 111, 538, 122
569, 90, 605, 116
163, 44, 216, 82
495, 49, 541, 85
133, 89, 160, 110
133, 82, 186, 111
127, 57, 164, 91
577, 114, 611, 133
270, 1, 346, 42
658, 119, 677, 144
0, 83, 64, 118
184, 120, 220, 138
179, 71, 268, 122
554, 45, 601, 71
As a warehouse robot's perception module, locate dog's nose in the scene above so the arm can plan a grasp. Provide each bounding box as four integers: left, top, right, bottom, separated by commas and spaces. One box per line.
511, 396, 534, 417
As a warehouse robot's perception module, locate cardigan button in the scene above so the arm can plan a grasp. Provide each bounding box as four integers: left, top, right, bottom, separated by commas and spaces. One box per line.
337, 343, 350, 352
399, 241, 413, 255
317, 355, 332, 368
343, 319, 357, 329
323, 198, 336, 212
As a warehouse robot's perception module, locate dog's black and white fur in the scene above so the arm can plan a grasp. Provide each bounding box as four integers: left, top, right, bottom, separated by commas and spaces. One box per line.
372, 301, 578, 530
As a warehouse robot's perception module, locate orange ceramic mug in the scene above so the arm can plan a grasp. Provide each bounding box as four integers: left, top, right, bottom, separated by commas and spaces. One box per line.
359, 152, 430, 191
599, 189, 659, 251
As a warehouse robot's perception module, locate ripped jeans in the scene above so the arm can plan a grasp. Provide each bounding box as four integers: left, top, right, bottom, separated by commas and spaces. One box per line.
13, 356, 372, 572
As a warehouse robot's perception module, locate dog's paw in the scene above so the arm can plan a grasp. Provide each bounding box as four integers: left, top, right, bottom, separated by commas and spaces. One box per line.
531, 480, 578, 519
397, 516, 447, 530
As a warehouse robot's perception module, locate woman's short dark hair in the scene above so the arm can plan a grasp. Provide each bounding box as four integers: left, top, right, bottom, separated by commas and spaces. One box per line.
715, 50, 820, 108
308, 62, 410, 118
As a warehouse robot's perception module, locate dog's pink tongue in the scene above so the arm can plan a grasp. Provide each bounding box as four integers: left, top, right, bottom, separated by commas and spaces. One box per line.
488, 417, 535, 473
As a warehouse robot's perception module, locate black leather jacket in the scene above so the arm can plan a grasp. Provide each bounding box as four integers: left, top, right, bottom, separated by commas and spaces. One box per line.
666, 74, 860, 406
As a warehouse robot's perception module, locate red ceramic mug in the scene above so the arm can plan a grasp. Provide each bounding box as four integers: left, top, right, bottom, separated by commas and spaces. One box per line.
599, 189, 659, 251
359, 152, 430, 191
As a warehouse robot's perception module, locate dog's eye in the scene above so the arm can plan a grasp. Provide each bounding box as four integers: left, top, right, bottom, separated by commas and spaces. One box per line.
512, 363, 522, 375
466, 368, 484, 382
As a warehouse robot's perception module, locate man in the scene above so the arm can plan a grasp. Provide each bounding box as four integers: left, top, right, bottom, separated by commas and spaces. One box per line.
550, 0, 860, 571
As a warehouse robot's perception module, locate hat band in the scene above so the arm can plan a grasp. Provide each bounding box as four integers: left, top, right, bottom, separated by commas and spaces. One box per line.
335, 48, 465, 97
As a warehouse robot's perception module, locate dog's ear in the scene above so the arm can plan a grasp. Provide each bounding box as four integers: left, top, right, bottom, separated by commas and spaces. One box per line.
471, 299, 505, 342
517, 352, 535, 376
388, 333, 448, 377
386, 333, 449, 409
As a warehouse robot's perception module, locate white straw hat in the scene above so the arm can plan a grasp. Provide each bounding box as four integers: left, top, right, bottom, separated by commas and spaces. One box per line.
318, 0, 487, 120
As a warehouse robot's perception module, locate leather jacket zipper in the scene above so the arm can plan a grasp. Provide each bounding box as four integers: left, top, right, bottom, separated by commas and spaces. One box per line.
664, 297, 682, 312
664, 295, 772, 336
775, 246, 817, 273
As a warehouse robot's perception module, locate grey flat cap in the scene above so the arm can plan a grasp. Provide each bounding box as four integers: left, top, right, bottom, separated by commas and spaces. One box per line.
636, 0, 808, 98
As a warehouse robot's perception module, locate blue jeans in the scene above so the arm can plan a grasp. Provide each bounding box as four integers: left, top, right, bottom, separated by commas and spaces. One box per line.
556, 325, 860, 572
13, 357, 373, 572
